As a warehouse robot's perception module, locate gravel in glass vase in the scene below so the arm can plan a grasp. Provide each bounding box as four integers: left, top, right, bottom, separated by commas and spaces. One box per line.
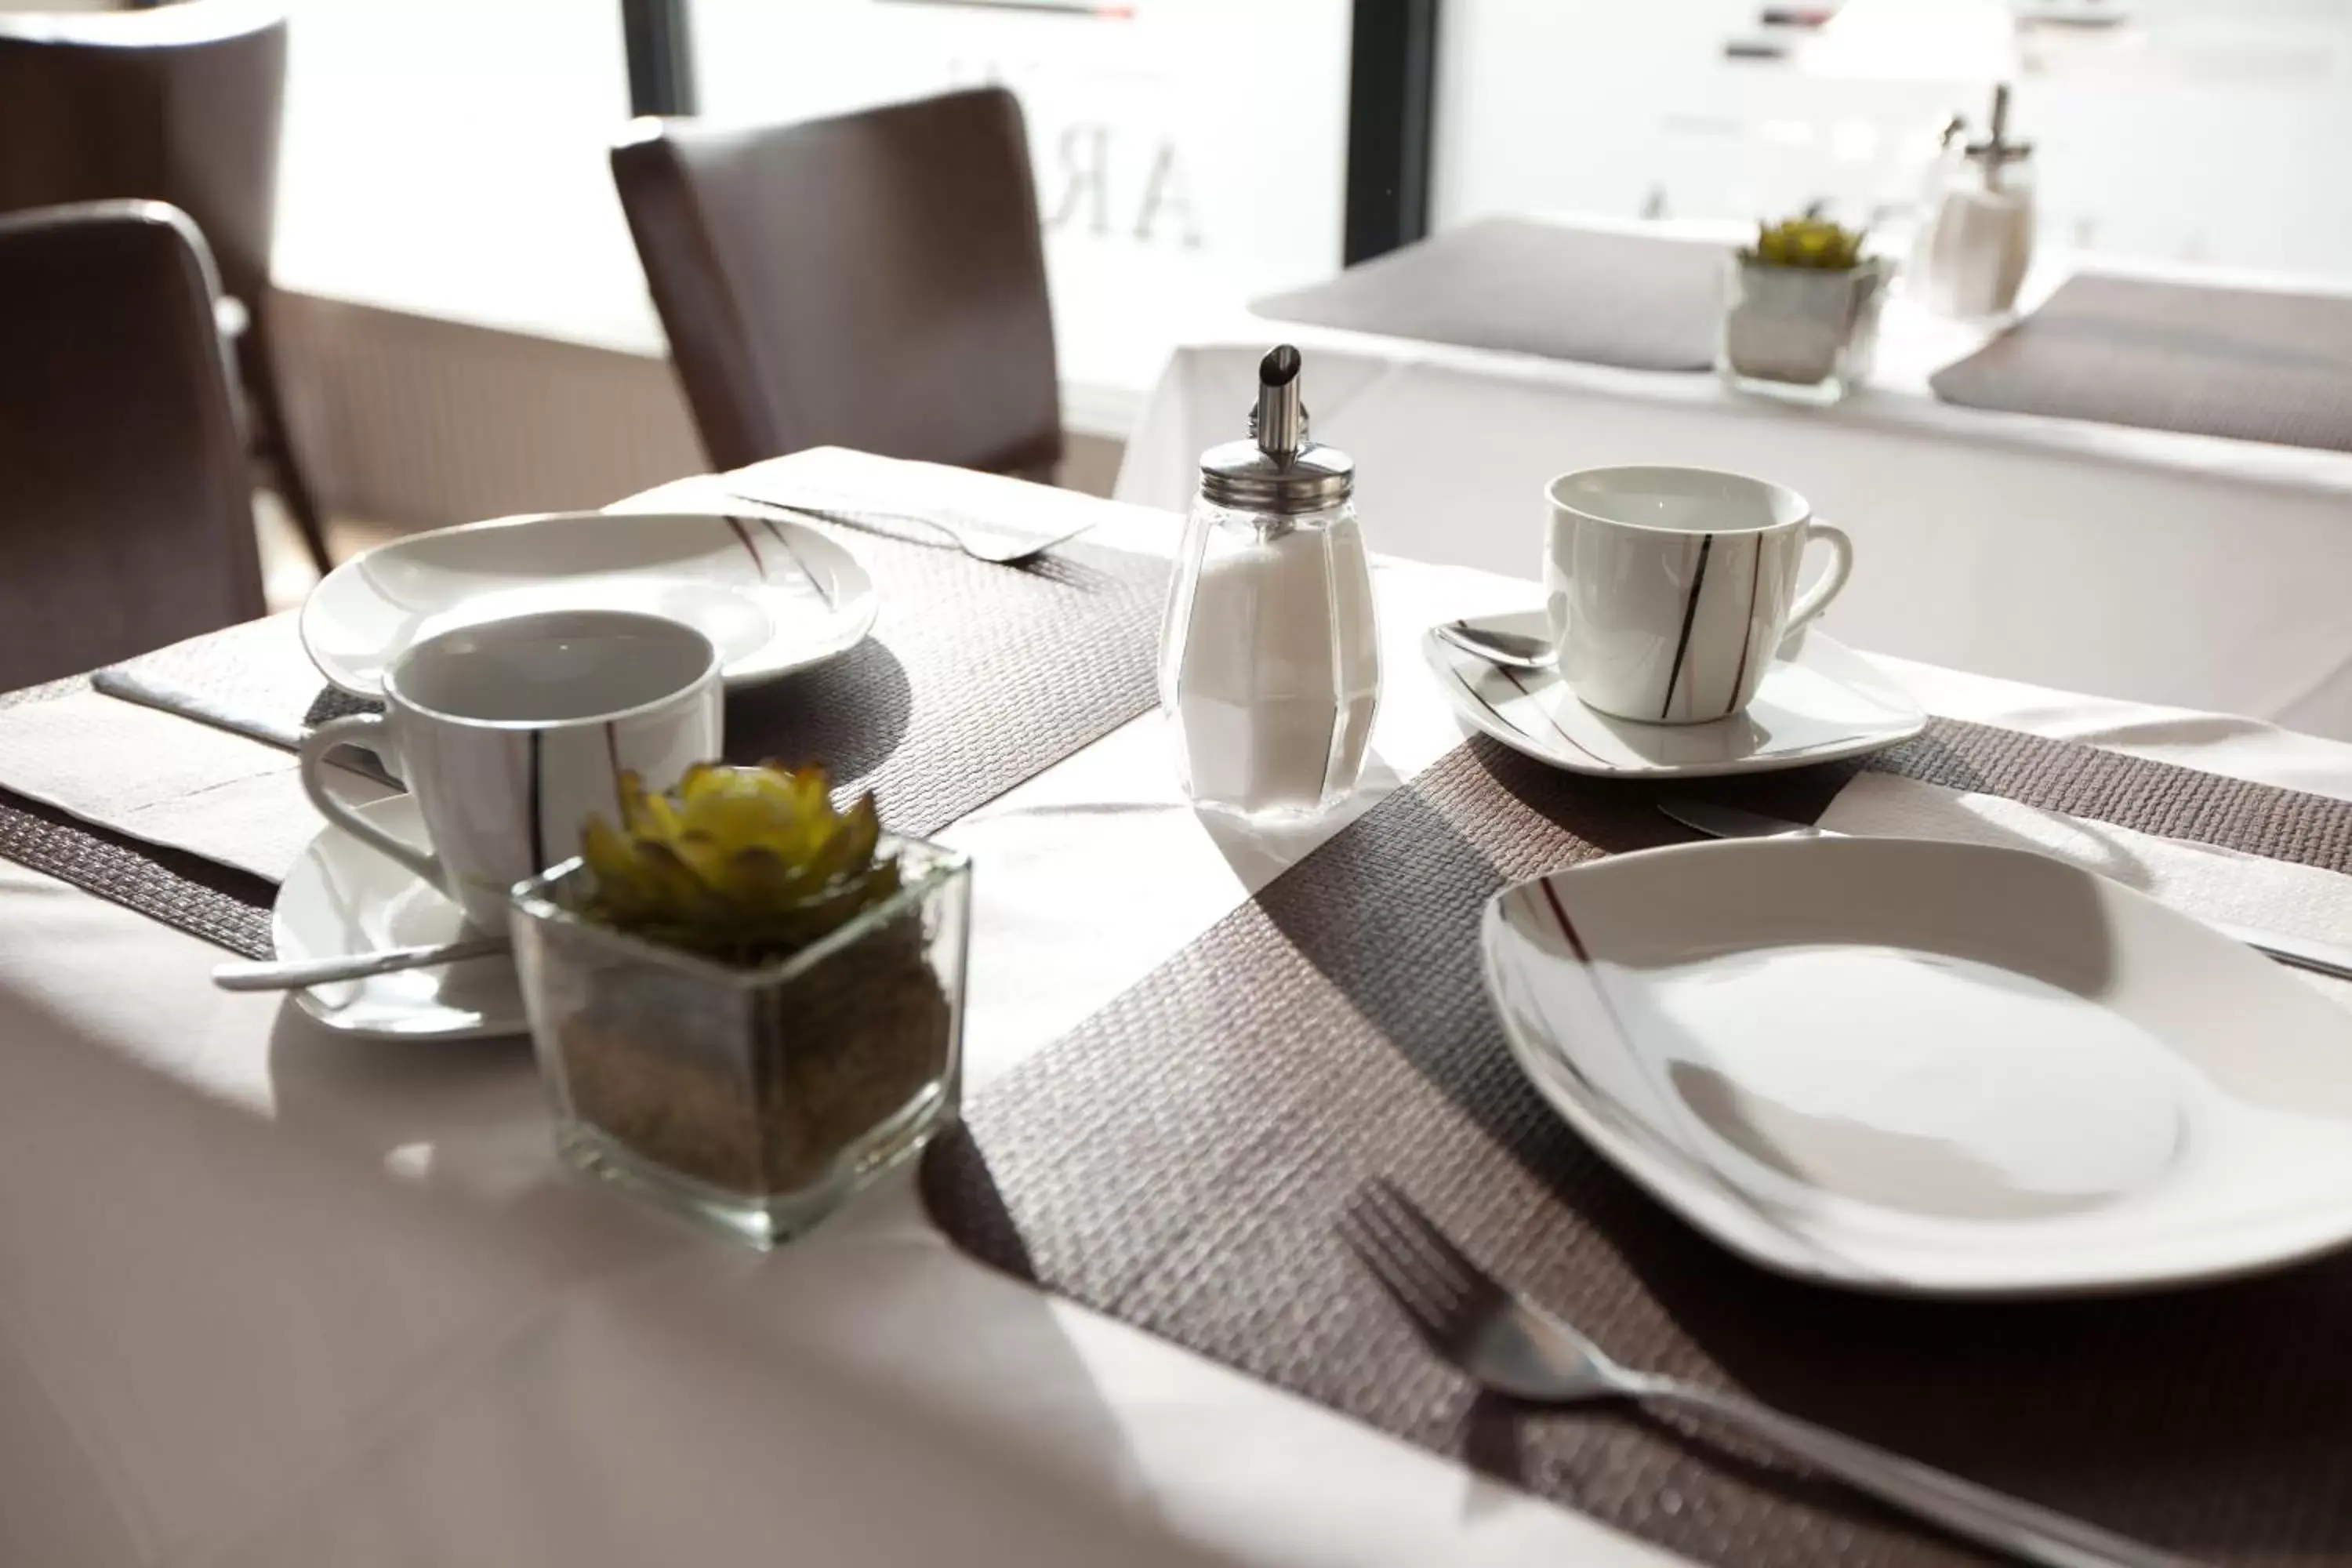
508, 764, 970, 1247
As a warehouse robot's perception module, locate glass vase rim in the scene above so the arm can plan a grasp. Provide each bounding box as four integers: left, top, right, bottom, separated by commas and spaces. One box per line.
507, 832, 971, 989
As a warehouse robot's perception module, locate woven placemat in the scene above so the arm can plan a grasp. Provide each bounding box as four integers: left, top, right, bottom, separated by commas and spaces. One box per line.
0, 786, 275, 956
923, 719, 2352, 1568
717, 537, 1167, 831
0, 535, 1169, 957
91, 612, 378, 753
1930, 274, 2352, 453
0, 675, 278, 956
1253, 217, 1730, 373
82, 535, 1170, 837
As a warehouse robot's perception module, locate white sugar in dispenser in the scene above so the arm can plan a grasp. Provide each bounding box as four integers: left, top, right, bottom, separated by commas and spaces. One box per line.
1159, 345, 1381, 823
1917, 83, 2036, 319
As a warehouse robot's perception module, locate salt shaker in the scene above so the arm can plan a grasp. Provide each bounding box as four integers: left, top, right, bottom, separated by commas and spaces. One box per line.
1159, 345, 1381, 823
1917, 83, 2036, 319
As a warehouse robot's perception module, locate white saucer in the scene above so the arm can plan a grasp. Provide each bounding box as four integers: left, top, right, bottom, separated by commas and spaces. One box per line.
273, 794, 525, 1040
302, 510, 878, 696
1483, 835, 2352, 1296
1425, 611, 1924, 778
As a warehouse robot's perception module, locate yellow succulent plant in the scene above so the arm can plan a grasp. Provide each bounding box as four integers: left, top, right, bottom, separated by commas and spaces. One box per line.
1744, 215, 1867, 271
580, 762, 903, 966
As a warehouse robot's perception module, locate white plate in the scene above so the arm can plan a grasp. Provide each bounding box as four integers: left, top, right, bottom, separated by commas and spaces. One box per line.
273, 793, 524, 1040
1483, 836, 2352, 1296
1425, 611, 1923, 778
302, 510, 877, 695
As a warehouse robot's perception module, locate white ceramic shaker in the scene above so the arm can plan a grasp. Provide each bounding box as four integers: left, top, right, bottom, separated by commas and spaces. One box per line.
1159, 345, 1381, 824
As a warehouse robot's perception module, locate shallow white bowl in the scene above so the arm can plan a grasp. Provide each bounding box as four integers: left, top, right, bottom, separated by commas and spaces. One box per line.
303, 510, 877, 696
1483, 835, 2352, 1295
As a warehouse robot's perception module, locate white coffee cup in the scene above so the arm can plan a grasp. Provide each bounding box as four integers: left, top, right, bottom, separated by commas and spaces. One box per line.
1543, 466, 1853, 724
298, 609, 724, 929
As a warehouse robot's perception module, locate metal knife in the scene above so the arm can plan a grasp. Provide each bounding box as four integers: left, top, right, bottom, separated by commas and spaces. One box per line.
1657, 798, 2352, 984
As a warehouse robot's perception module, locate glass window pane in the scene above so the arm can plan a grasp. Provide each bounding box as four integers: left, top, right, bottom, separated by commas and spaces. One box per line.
1432, 0, 2352, 278
691, 0, 1354, 425
274, 0, 650, 350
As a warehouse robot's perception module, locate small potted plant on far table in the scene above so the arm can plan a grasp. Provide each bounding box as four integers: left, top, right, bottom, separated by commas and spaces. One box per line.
1720, 212, 1889, 402
508, 762, 971, 1247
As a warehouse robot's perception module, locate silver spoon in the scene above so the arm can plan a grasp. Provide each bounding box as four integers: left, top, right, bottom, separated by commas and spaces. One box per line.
212, 935, 510, 993
1433, 618, 1555, 670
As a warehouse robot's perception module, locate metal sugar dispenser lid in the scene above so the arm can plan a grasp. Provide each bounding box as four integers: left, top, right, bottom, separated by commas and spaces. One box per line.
1964, 83, 2033, 191
1199, 345, 1354, 515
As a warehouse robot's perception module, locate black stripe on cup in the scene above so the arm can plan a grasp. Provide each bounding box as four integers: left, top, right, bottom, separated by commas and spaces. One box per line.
527, 730, 548, 871
1660, 533, 1714, 721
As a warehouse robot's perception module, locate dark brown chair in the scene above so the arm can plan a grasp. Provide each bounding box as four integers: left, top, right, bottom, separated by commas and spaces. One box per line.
611, 88, 1063, 480
0, 201, 264, 690
0, 3, 330, 573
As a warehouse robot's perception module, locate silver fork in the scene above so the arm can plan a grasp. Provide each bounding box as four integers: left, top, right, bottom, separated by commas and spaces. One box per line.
725, 491, 1068, 565
1338, 1180, 2198, 1568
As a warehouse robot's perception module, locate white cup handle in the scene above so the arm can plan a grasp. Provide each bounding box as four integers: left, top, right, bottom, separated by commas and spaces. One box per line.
297, 713, 442, 889
1785, 521, 1853, 634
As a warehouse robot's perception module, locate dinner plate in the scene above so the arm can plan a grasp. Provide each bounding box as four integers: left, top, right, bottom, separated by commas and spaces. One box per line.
1482, 835, 2352, 1295
302, 510, 877, 695
273, 793, 524, 1040
1425, 610, 1923, 777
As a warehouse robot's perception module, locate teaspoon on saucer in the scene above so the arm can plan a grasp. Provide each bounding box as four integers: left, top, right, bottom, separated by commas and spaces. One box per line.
212, 935, 510, 993
1433, 617, 1555, 670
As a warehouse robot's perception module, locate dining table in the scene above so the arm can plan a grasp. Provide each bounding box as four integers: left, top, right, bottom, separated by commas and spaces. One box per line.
4, 448, 2351, 1567
1115, 220, 2352, 742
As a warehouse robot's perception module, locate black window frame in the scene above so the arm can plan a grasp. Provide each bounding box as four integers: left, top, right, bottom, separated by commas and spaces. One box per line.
621, 0, 696, 117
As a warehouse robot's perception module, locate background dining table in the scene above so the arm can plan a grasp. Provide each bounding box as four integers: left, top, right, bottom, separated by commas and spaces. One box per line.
1116, 225, 2352, 742
5, 453, 2352, 1566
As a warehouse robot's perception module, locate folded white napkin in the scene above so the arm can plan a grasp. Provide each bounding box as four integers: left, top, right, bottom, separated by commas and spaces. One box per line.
1820, 771, 2352, 1004
0, 689, 387, 883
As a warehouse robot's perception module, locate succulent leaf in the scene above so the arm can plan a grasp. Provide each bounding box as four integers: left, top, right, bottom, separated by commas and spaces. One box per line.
577, 762, 903, 967
1744, 214, 1867, 270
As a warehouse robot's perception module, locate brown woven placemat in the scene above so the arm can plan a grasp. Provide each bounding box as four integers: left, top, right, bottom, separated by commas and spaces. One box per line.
1930, 274, 2352, 453
91, 612, 378, 753
923, 719, 2352, 1568
0, 673, 278, 956
82, 535, 1171, 837
717, 536, 1167, 831
0, 535, 1169, 957
1254, 217, 1730, 372
0, 786, 276, 956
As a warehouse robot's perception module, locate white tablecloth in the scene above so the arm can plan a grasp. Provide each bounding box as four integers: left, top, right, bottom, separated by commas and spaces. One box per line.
9, 458, 2352, 1566
1116, 234, 2352, 740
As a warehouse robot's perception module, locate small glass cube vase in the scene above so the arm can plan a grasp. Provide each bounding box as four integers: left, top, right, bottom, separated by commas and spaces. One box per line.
508, 837, 971, 1248
1719, 256, 1889, 404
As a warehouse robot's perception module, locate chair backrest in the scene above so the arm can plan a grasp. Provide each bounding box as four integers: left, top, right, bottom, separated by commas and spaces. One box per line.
0, 201, 263, 689
611, 88, 1063, 478
0, 3, 287, 312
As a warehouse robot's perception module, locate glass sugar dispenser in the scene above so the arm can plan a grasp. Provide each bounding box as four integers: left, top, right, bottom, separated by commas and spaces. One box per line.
1914, 83, 2035, 320
1159, 345, 1381, 824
